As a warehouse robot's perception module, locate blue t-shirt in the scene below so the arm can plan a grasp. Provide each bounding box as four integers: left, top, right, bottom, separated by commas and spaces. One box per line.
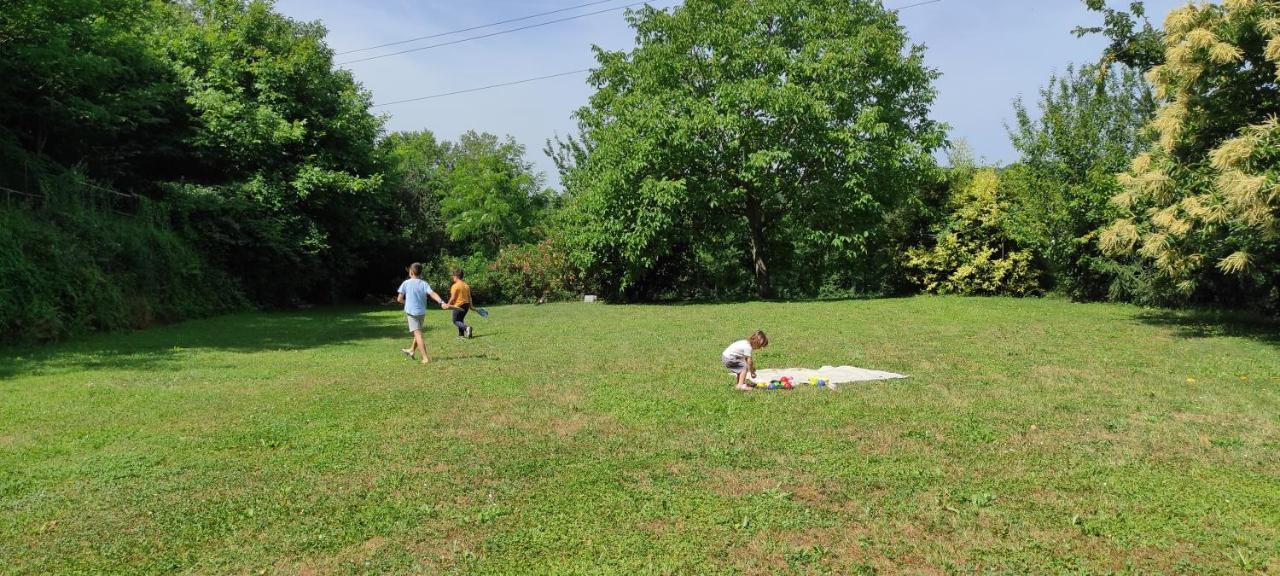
398, 278, 433, 316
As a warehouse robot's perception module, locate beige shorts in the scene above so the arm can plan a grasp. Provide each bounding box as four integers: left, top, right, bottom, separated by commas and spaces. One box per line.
406, 314, 425, 333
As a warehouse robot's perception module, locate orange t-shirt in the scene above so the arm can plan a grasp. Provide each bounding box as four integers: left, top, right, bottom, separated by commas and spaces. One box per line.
448, 281, 472, 307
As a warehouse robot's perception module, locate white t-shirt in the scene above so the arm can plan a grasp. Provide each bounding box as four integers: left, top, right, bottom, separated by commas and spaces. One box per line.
722, 339, 753, 359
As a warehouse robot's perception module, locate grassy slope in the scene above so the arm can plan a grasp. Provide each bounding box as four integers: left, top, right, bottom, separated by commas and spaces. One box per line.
1, 297, 1277, 575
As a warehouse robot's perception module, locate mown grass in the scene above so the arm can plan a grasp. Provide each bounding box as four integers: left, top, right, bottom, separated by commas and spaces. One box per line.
1, 297, 1278, 574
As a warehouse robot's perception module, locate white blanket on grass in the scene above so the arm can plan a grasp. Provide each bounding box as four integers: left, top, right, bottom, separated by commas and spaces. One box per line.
749, 365, 906, 384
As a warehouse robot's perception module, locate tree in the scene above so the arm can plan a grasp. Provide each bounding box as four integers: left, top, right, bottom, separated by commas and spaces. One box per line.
1004, 63, 1155, 300
157, 0, 387, 304
554, 0, 944, 299
378, 130, 449, 258
0, 0, 188, 190
1100, 0, 1280, 310
440, 131, 552, 257
1074, 0, 1165, 71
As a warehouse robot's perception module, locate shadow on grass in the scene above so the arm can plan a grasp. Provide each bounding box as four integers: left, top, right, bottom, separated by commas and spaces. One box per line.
1134, 308, 1279, 349
0, 306, 423, 378
612, 293, 908, 307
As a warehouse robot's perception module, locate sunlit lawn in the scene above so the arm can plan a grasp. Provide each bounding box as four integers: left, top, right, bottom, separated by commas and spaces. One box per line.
2, 297, 1278, 574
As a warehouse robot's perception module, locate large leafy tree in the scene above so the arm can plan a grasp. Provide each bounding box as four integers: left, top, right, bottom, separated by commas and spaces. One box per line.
0, 0, 187, 189
156, 0, 388, 303
382, 130, 553, 260
555, 0, 944, 299
441, 131, 552, 257
1100, 0, 1280, 310
1004, 64, 1155, 300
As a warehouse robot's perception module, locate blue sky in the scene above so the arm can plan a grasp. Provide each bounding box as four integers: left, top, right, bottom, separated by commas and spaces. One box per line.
274, 0, 1186, 189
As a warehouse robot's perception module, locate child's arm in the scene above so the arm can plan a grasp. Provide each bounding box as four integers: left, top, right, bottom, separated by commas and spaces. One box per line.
396, 292, 405, 304
748, 356, 756, 378
429, 290, 450, 308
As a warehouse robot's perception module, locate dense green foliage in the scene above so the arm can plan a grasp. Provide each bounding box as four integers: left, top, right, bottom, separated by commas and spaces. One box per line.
905, 170, 1040, 296
6, 0, 1279, 346
1074, 0, 1166, 70
440, 132, 555, 258
0, 185, 241, 342
1002, 64, 1156, 301
0, 0, 564, 343
0, 0, 398, 342
553, 0, 945, 300
4, 299, 1276, 572
1100, 0, 1280, 313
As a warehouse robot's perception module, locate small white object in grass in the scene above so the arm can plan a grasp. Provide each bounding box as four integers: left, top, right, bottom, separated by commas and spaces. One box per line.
583, 295, 597, 303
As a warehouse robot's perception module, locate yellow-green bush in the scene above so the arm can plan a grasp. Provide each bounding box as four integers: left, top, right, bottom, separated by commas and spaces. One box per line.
906, 170, 1041, 296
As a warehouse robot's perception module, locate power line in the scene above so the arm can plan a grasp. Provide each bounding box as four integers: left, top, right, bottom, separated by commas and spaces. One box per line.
337, 1, 658, 66
892, 0, 943, 11
372, 69, 594, 107
368, 0, 944, 106
336, 0, 621, 56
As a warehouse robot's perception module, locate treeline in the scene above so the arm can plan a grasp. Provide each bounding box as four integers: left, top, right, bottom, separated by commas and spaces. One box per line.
903, 1, 1280, 310
0, 0, 566, 344
549, 0, 1278, 312
4, 0, 1277, 344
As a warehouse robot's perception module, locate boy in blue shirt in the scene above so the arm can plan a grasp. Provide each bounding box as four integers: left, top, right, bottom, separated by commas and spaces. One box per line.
397, 262, 449, 364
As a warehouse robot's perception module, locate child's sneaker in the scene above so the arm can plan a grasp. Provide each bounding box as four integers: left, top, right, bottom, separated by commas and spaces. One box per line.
401, 348, 414, 360
465, 326, 473, 339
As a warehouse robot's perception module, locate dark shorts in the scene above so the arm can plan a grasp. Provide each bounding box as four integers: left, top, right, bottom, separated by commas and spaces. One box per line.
722, 355, 748, 374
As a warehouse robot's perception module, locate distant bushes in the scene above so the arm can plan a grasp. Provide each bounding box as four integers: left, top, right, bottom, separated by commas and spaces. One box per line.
488, 239, 582, 303
427, 239, 582, 306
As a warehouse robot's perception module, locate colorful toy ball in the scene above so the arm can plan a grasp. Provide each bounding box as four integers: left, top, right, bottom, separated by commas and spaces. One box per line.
808, 377, 819, 386
782, 380, 794, 390
817, 378, 829, 388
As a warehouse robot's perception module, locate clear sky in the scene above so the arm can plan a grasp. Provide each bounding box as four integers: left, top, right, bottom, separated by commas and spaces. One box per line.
274, 0, 1187, 189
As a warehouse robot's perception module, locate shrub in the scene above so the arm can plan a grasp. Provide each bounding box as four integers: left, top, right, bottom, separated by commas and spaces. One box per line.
906, 170, 1042, 296
488, 239, 581, 303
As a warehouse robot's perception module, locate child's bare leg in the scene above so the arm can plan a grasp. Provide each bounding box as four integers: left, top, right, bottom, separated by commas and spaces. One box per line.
413, 330, 429, 364
735, 370, 752, 390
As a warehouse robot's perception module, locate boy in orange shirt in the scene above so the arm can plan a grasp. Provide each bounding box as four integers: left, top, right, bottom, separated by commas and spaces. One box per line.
447, 268, 474, 339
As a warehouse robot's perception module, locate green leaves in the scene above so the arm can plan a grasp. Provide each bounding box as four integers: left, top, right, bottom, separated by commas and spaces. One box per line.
1004, 64, 1154, 301
439, 132, 549, 257
905, 171, 1041, 296
557, 0, 944, 299
1105, 1, 1280, 311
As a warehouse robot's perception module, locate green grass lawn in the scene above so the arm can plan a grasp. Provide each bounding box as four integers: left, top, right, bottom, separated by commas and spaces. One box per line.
2, 297, 1278, 575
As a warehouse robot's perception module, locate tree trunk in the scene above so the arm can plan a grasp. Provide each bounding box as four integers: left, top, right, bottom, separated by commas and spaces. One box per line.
744, 189, 773, 299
